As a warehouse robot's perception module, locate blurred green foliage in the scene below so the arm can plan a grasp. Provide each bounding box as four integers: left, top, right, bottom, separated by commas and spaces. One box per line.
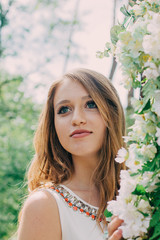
0, 73, 40, 239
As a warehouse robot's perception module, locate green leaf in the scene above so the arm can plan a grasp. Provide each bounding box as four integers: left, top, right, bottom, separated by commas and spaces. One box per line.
142, 159, 156, 172
150, 211, 160, 228
132, 184, 146, 195
149, 222, 160, 240
137, 210, 150, 217
96, 51, 104, 59
129, 0, 137, 7
120, 5, 131, 17
138, 99, 151, 114
154, 198, 160, 208
104, 209, 113, 218
110, 25, 124, 45
122, 16, 131, 26
104, 50, 109, 57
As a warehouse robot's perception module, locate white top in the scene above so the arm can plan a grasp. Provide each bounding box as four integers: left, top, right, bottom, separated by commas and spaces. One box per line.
45, 185, 106, 240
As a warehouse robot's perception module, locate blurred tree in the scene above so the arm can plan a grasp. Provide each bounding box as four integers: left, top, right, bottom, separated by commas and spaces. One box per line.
0, 72, 40, 239
1, 0, 83, 80
0, 0, 14, 57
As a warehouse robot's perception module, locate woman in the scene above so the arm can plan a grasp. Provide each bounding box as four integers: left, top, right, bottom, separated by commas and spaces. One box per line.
18, 68, 125, 240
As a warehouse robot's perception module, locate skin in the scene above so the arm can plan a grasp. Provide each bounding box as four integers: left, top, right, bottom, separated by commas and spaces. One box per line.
17, 78, 122, 240
108, 216, 123, 240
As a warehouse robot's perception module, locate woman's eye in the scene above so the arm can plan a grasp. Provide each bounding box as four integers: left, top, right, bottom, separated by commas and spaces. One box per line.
58, 106, 70, 114
86, 100, 97, 109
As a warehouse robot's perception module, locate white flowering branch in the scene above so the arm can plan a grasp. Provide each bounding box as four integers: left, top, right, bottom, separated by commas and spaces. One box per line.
98, 1, 160, 239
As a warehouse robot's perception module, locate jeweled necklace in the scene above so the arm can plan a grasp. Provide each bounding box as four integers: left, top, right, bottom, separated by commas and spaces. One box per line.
50, 185, 102, 222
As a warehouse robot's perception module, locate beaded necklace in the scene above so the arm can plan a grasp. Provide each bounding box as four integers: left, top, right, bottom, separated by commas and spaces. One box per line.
50, 185, 102, 222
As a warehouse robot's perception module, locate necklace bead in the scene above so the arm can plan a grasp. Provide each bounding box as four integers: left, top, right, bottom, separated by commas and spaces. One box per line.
50, 185, 100, 222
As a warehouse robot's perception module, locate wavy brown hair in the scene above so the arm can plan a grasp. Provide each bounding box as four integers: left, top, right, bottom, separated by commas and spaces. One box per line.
27, 68, 126, 223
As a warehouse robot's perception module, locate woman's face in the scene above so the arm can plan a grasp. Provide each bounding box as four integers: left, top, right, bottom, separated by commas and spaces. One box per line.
54, 78, 106, 159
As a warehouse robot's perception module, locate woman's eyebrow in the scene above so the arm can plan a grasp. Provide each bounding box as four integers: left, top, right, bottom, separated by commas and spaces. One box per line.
55, 100, 70, 108
55, 95, 91, 108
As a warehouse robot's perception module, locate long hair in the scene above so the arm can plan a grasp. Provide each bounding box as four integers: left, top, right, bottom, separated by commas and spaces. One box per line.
27, 68, 126, 223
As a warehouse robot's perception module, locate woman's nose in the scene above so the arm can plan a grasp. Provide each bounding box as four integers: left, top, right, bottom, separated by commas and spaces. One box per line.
71, 108, 86, 126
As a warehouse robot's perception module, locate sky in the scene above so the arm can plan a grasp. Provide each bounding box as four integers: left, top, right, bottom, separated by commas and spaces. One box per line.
2, 0, 128, 107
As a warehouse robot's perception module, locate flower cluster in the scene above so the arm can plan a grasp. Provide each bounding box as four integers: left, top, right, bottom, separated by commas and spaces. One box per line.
99, 1, 160, 239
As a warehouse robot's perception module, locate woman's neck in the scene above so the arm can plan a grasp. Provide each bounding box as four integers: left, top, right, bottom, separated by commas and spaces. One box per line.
72, 154, 98, 187
62, 154, 100, 207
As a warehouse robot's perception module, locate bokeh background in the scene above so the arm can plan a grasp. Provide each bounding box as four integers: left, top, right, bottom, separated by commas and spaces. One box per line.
0, 0, 132, 239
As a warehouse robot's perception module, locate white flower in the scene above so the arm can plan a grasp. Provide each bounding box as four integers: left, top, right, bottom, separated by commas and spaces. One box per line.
120, 74, 133, 90
132, 5, 144, 16
139, 171, 154, 188
119, 31, 133, 45
142, 13, 160, 59
107, 169, 153, 239
144, 111, 157, 123
128, 114, 156, 142
115, 147, 128, 163
119, 170, 138, 196
156, 127, 160, 146
119, 215, 151, 239
152, 90, 160, 116
147, 173, 160, 192
139, 171, 160, 192
126, 144, 143, 171
143, 62, 160, 79
139, 144, 157, 159
108, 191, 151, 239
138, 199, 152, 213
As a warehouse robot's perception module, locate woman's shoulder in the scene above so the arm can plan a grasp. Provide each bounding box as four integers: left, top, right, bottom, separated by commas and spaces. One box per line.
18, 190, 61, 240
24, 189, 56, 209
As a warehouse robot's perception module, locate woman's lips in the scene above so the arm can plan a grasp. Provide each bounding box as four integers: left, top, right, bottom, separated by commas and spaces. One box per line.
70, 130, 92, 138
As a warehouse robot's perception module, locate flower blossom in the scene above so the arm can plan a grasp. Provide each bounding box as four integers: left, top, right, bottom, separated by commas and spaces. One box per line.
156, 127, 160, 146
142, 13, 160, 59
152, 90, 160, 116
139, 171, 160, 192
115, 147, 128, 163
143, 62, 160, 80
107, 171, 152, 239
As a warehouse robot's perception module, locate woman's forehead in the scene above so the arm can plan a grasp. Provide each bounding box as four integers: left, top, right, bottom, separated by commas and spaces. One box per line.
54, 78, 89, 101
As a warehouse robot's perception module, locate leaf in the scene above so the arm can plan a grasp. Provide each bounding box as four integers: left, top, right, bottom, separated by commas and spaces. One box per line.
134, 96, 151, 115
138, 99, 151, 114
129, 0, 137, 7
142, 159, 156, 172
150, 210, 160, 228
104, 50, 109, 57
96, 51, 104, 59
104, 209, 113, 218
110, 25, 124, 45
122, 16, 131, 27
120, 5, 131, 17
149, 222, 160, 240
132, 184, 146, 195
137, 210, 150, 217
154, 198, 160, 208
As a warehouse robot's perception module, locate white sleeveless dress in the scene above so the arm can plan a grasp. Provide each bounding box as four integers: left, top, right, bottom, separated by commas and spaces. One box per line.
45, 184, 106, 240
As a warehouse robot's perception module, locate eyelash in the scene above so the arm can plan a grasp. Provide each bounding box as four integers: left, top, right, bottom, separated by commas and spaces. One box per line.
86, 100, 97, 109
57, 100, 97, 115
57, 106, 70, 114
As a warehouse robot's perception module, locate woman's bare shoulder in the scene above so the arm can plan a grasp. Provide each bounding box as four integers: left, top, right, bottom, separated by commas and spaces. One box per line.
18, 190, 61, 240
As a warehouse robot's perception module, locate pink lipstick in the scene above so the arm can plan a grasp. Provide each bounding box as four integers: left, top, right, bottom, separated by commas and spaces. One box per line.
70, 129, 92, 138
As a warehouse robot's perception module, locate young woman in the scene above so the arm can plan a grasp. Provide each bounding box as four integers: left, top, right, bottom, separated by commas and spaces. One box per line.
17, 68, 125, 240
